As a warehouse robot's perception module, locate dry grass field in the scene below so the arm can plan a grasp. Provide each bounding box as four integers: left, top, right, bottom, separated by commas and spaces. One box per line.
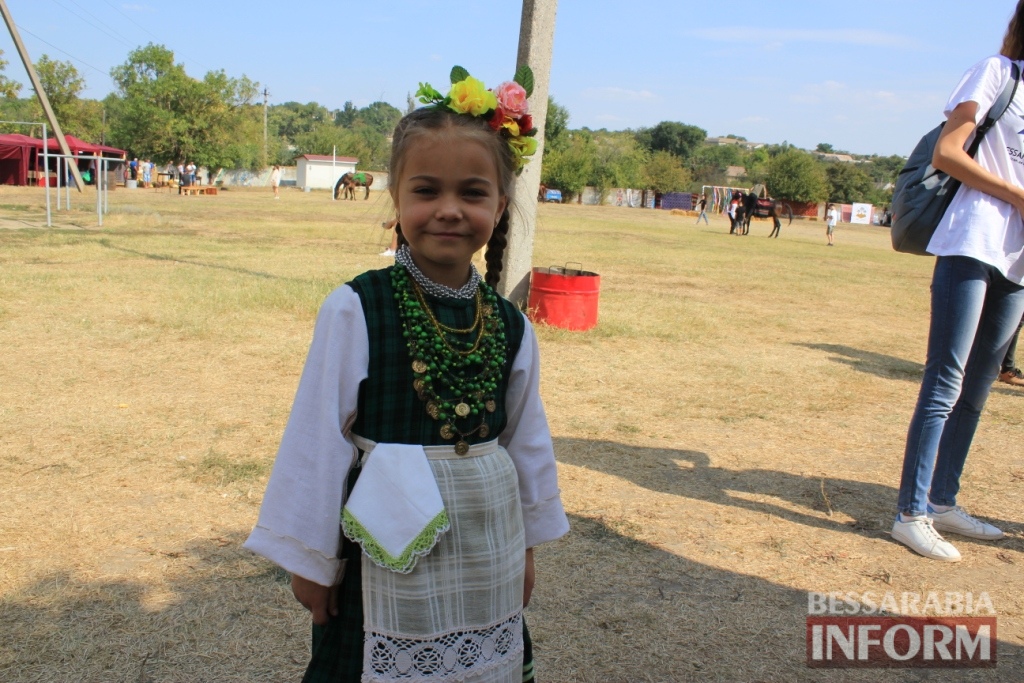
1, 184, 1023, 682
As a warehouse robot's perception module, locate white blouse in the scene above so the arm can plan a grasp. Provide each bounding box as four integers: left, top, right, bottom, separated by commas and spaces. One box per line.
244, 285, 570, 586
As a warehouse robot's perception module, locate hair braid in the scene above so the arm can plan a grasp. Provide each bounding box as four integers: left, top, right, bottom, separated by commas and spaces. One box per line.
484, 209, 510, 288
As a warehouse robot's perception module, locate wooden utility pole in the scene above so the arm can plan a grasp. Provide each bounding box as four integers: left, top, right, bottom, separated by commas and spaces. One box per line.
262, 87, 270, 169
500, 0, 558, 306
0, 0, 85, 192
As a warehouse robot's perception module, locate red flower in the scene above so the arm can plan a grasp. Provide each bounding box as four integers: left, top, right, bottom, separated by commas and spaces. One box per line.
518, 114, 534, 134
488, 107, 506, 131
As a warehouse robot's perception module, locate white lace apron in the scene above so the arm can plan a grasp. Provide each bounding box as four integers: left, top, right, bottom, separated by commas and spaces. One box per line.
351, 436, 525, 683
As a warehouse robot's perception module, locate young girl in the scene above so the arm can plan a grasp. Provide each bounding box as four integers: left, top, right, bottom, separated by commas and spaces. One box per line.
245, 66, 569, 682
892, 4, 1024, 561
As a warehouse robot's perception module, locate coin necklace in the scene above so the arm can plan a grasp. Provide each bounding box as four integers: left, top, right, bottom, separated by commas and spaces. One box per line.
391, 264, 507, 454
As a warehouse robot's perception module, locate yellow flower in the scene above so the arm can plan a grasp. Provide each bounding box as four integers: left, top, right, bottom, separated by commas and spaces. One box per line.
501, 118, 520, 137
447, 77, 497, 117
509, 135, 538, 158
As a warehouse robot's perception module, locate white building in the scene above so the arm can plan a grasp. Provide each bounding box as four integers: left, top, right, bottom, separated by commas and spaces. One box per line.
295, 154, 358, 190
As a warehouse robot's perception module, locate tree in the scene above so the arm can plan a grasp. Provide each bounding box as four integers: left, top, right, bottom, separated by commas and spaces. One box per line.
335, 101, 358, 127
636, 121, 707, 160
357, 101, 402, 136
816, 142, 834, 153
644, 150, 691, 192
688, 144, 742, 184
590, 130, 648, 200
25, 55, 103, 139
541, 131, 595, 199
765, 148, 828, 202
825, 163, 875, 204
544, 96, 570, 154
107, 44, 261, 169
0, 48, 22, 99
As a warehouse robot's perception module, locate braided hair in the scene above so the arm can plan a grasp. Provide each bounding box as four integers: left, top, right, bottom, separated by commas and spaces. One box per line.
389, 106, 518, 288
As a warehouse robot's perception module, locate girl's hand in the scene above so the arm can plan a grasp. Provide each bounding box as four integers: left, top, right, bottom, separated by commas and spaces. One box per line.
291, 574, 338, 625
523, 548, 535, 608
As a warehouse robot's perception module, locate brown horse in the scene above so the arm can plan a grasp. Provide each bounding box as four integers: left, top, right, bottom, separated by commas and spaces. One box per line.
333, 172, 374, 200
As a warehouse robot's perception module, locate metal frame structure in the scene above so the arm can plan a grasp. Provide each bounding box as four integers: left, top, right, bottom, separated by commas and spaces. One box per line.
0, 119, 112, 226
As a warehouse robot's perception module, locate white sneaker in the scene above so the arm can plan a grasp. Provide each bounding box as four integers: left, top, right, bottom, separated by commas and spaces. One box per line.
929, 506, 1004, 540
891, 516, 961, 561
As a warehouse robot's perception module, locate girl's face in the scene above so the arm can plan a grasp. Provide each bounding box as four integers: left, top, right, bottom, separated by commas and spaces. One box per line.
393, 133, 507, 288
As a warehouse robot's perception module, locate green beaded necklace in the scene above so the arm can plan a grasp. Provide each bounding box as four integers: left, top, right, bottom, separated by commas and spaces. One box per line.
391, 264, 508, 454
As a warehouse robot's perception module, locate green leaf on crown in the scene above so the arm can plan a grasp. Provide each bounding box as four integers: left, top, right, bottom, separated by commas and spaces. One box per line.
513, 65, 534, 98
415, 82, 445, 104
450, 66, 470, 84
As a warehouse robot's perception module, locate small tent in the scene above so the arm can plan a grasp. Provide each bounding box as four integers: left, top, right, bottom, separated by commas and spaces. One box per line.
0, 134, 126, 186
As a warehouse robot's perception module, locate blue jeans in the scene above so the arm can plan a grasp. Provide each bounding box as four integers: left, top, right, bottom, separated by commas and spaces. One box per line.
897, 256, 1024, 517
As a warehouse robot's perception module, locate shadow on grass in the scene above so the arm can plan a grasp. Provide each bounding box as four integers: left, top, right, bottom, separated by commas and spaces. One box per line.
97, 239, 309, 282
553, 438, 1023, 544
794, 343, 924, 381
1, 520, 1021, 682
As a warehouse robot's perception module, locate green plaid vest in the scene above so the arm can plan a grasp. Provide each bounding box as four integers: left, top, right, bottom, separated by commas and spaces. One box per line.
348, 267, 525, 446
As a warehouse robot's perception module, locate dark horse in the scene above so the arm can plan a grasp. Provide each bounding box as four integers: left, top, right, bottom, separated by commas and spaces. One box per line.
742, 192, 793, 238
333, 171, 374, 200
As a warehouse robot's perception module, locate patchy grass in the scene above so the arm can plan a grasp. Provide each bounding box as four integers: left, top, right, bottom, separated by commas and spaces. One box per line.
1, 186, 1022, 682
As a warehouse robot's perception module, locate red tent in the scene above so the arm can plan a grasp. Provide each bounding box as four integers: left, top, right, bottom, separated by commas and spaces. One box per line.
0, 134, 126, 186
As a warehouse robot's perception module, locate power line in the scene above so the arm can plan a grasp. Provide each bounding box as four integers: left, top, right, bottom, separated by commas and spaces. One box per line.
47, 0, 135, 50
15, 24, 108, 77
96, 0, 212, 73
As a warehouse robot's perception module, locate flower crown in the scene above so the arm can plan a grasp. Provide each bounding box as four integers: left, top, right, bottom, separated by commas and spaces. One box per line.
415, 65, 539, 174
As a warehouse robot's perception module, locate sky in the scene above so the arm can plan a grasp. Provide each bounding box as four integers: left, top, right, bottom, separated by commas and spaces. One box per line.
0, 0, 1013, 156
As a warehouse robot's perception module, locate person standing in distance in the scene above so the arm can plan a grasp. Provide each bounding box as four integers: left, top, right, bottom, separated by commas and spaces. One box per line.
826, 203, 838, 246
270, 164, 281, 199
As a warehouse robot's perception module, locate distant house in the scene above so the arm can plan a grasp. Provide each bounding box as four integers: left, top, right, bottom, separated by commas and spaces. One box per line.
725, 165, 747, 179
818, 153, 858, 163
706, 137, 765, 150
295, 154, 358, 190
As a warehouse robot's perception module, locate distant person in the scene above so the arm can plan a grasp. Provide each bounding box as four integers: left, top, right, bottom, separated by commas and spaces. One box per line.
826, 204, 839, 245
892, 6, 1024, 562
727, 193, 739, 234
695, 195, 709, 225
269, 164, 281, 199
997, 313, 1024, 386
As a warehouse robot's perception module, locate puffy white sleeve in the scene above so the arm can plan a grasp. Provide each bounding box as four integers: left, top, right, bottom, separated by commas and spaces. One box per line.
499, 316, 570, 548
243, 285, 368, 587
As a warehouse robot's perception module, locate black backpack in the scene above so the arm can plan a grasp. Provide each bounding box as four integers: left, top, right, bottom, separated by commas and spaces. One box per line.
891, 62, 1020, 255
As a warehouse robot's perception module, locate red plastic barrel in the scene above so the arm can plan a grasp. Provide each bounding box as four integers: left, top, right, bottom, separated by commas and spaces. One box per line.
527, 265, 600, 331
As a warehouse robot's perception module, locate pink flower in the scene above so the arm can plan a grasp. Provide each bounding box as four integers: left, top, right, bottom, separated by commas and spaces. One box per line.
494, 81, 529, 118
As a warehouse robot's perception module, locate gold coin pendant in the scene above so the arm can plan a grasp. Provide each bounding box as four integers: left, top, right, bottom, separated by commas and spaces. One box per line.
440, 424, 455, 440
485, 400, 496, 413
455, 402, 471, 418
412, 360, 428, 374
455, 440, 470, 456
479, 424, 490, 438
426, 401, 440, 419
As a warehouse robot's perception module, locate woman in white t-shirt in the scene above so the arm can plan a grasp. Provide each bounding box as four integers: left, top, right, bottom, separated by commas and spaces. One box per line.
893, 4, 1024, 562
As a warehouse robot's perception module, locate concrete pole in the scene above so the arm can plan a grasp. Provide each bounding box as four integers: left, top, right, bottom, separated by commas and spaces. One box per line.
499, 0, 558, 307
0, 0, 86, 193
